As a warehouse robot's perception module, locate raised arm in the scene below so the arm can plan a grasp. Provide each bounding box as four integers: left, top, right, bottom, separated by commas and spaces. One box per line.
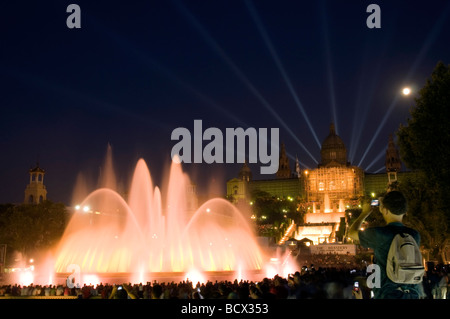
347, 203, 372, 242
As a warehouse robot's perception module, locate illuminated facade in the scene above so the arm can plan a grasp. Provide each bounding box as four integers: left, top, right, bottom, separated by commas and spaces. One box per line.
305, 166, 364, 211
226, 124, 402, 245
297, 124, 364, 244
304, 124, 364, 213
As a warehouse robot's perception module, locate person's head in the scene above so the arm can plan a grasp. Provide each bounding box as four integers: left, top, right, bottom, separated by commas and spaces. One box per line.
380, 191, 407, 221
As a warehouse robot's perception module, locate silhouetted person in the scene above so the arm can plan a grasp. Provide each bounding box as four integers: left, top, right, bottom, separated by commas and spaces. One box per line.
348, 191, 422, 299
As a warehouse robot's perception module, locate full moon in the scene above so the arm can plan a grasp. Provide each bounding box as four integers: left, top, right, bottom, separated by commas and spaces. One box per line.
402, 87, 411, 95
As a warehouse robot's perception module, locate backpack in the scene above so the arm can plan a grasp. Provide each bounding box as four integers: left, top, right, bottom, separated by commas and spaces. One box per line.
386, 232, 425, 284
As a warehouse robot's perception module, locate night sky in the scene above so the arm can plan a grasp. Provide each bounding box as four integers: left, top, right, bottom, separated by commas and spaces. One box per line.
1, 0, 449, 205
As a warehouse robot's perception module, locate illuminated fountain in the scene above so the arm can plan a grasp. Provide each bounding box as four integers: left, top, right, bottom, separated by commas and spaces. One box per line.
339, 199, 345, 212
296, 193, 347, 245
323, 193, 331, 213
53, 151, 266, 284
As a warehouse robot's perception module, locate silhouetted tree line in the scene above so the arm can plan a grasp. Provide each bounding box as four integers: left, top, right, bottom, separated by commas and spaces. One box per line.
0, 201, 68, 265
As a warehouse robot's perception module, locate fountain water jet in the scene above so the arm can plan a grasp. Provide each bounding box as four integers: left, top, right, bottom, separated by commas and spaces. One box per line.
54, 156, 265, 283
324, 193, 331, 213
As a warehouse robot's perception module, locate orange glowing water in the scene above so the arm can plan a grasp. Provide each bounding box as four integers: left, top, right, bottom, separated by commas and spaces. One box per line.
54, 154, 264, 280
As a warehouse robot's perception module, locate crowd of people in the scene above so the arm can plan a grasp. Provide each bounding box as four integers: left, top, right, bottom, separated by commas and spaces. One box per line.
0, 263, 448, 299
296, 252, 365, 270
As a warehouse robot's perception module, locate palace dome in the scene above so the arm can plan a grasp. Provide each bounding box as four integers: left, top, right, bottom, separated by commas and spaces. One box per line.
320, 123, 348, 167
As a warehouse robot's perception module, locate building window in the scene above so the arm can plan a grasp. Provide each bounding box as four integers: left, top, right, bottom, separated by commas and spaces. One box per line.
329, 181, 335, 190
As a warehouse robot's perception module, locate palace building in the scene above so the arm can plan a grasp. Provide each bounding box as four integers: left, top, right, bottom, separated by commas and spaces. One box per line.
226, 123, 406, 245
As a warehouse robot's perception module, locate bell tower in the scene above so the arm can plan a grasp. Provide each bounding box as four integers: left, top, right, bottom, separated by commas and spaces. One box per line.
385, 134, 402, 184
276, 143, 291, 179
24, 163, 47, 204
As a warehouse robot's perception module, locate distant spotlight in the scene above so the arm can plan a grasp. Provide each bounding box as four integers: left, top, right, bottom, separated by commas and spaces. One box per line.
75, 205, 80, 210
402, 87, 411, 96
83, 205, 90, 212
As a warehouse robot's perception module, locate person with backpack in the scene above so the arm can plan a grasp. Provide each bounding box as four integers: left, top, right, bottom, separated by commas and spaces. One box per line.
348, 190, 424, 299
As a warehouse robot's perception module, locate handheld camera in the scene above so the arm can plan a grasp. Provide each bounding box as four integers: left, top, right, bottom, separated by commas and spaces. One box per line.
370, 199, 379, 207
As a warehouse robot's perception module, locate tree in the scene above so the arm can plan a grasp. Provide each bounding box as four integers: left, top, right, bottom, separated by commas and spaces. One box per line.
0, 201, 68, 261
249, 190, 303, 241
397, 171, 449, 263
250, 190, 299, 224
397, 61, 450, 217
397, 61, 450, 262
